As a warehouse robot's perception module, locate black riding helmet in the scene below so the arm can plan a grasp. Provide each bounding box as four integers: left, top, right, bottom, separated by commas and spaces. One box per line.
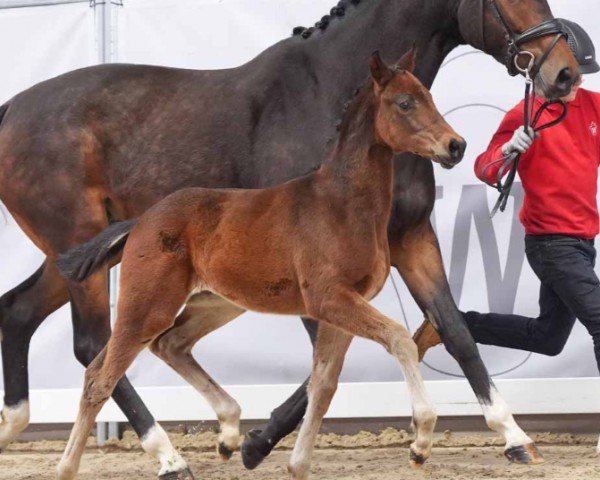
559, 19, 600, 74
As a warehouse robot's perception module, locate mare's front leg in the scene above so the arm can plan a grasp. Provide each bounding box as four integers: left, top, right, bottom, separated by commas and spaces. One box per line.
390, 222, 542, 464
241, 317, 318, 469
288, 323, 352, 480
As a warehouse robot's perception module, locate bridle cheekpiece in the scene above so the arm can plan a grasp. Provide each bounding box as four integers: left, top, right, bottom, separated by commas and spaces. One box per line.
487, 0, 567, 78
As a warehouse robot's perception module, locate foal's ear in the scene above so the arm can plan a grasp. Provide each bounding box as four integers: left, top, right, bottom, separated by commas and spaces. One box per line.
369, 51, 394, 87
396, 44, 417, 73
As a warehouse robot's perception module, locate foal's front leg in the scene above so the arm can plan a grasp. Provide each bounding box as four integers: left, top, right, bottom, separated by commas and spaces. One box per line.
241, 318, 318, 469
288, 323, 352, 480
302, 289, 437, 472
390, 223, 542, 464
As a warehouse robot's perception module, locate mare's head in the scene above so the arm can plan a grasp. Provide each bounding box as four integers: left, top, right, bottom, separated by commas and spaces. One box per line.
458, 0, 580, 99
369, 49, 466, 169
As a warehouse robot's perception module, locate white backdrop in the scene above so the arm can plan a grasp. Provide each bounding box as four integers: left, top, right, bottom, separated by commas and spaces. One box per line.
0, 0, 599, 421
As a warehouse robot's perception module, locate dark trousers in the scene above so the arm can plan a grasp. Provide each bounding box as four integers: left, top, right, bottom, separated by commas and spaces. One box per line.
463, 234, 600, 372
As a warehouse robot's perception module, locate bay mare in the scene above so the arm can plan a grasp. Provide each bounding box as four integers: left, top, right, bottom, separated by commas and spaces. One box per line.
55, 50, 466, 480
0, 0, 578, 471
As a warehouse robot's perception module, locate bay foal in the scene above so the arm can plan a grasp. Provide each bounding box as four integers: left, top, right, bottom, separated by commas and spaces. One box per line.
56, 49, 465, 480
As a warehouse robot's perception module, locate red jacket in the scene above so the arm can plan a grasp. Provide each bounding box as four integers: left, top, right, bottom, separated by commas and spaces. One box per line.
475, 88, 600, 239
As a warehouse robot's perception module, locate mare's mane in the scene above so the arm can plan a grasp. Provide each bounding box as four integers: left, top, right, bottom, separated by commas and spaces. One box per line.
293, 0, 363, 39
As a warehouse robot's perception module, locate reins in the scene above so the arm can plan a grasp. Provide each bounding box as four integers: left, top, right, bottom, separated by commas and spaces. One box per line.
483, 0, 569, 216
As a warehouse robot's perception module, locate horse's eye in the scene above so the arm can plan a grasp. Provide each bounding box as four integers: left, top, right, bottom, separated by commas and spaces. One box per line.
396, 96, 413, 111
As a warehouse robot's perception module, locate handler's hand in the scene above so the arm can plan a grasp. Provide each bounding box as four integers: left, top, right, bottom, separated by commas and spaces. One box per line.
501, 126, 538, 155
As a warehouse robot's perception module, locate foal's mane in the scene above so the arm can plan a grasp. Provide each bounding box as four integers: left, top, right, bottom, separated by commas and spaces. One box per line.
293, 0, 363, 39
336, 78, 375, 141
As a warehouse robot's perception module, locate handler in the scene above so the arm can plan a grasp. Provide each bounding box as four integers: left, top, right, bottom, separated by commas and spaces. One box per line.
416, 20, 600, 371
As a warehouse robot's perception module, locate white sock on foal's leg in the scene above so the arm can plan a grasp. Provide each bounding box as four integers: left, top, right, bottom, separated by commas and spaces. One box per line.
141, 423, 188, 476
0, 400, 30, 449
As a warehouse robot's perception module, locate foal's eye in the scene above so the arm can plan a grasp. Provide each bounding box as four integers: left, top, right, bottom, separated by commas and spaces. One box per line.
395, 95, 414, 111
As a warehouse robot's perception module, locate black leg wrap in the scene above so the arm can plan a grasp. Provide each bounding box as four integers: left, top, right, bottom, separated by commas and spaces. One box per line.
504, 443, 544, 465
158, 468, 196, 480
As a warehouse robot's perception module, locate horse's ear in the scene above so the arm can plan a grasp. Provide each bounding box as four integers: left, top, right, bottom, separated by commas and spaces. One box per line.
396, 44, 417, 73
369, 51, 394, 87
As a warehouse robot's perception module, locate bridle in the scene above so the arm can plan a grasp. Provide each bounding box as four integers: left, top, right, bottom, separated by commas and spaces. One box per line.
487, 0, 567, 77
483, 0, 570, 216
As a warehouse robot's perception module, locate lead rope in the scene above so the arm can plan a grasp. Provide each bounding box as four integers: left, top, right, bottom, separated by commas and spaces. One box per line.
486, 43, 568, 217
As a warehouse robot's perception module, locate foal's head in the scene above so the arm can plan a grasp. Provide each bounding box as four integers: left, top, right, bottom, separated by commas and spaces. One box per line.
369, 49, 466, 169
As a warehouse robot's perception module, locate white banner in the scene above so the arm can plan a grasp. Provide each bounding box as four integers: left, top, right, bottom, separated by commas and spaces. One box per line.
0, 0, 599, 400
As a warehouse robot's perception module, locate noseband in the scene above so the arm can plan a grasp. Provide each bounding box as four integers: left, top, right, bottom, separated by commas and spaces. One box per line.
487, 0, 567, 78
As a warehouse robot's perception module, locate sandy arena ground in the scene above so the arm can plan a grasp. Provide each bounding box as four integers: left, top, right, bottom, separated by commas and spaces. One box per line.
1, 429, 598, 480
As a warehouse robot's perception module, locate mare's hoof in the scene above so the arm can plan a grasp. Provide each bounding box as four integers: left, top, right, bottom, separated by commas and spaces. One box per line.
218, 441, 234, 461
241, 429, 270, 470
504, 443, 544, 465
159, 468, 196, 480
409, 447, 427, 468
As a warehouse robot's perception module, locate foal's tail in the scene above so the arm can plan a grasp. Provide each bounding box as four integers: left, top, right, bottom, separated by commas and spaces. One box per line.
57, 219, 138, 282
0, 103, 9, 129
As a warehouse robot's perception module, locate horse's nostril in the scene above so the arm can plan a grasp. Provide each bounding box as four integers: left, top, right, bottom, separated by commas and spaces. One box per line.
449, 138, 466, 161
556, 67, 573, 87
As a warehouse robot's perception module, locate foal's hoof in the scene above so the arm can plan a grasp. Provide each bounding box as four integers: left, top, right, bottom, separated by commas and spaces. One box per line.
504, 443, 544, 465
218, 441, 234, 461
159, 468, 196, 480
241, 429, 270, 470
409, 447, 427, 468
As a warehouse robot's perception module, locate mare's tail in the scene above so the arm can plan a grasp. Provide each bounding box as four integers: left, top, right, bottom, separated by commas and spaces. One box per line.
56, 219, 138, 282
0, 103, 10, 225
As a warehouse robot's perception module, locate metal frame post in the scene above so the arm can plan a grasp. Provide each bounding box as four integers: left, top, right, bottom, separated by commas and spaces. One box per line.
93, 0, 121, 445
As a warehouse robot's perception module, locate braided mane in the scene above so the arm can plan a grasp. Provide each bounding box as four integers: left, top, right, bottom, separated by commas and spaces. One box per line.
293, 0, 363, 39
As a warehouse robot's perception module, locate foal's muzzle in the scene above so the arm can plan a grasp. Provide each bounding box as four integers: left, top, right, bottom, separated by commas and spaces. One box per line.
438, 138, 467, 169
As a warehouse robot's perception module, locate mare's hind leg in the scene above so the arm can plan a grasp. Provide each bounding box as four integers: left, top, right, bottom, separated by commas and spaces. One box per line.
0, 260, 68, 449
150, 292, 245, 460
391, 224, 540, 464
57, 258, 192, 480
241, 318, 318, 469
288, 323, 351, 480
307, 288, 437, 470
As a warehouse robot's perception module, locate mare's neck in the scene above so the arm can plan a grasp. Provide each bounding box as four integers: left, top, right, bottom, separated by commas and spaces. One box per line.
298, 0, 463, 97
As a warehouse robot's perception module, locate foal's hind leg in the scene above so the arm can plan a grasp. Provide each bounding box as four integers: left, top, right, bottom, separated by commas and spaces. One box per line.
308, 289, 437, 469
150, 292, 245, 460
288, 324, 351, 480
57, 336, 182, 480
68, 267, 175, 464
0, 260, 68, 449
57, 261, 193, 480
